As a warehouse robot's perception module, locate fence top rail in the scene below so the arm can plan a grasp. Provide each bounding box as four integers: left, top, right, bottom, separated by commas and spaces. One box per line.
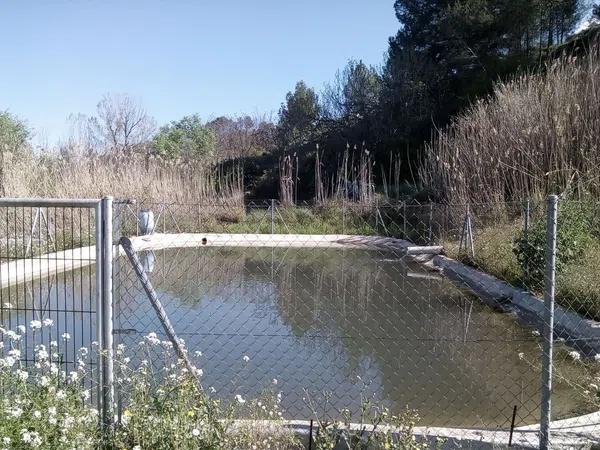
0, 198, 101, 208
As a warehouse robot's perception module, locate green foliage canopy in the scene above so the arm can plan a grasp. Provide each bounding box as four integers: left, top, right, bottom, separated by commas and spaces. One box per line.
153, 114, 216, 160
0, 111, 30, 156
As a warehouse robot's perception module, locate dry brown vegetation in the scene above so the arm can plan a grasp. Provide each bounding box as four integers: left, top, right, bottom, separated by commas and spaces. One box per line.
422, 40, 600, 205
0, 152, 243, 204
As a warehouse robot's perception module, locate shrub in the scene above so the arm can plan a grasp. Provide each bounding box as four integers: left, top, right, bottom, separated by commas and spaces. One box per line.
0, 320, 99, 449
513, 202, 596, 288
2, 320, 430, 449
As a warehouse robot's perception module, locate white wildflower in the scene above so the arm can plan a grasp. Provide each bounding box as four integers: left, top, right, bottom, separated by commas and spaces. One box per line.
594, 354, 600, 362
39, 376, 49, 387
21, 430, 31, 444
235, 394, 246, 404
242, 355, 250, 363
62, 332, 71, 340
7, 407, 22, 418
3, 302, 13, 308
42, 318, 53, 327
569, 350, 581, 361
36, 345, 49, 361
192, 428, 200, 437
144, 332, 160, 345
132, 446, 141, 450
33, 410, 41, 419
1, 356, 17, 368
16, 370, 29, 381
29, 320, 42, 330
5, 330, 20, 340
2, 437, 11, 444
63, 414, 74, 428
518, 352, 525, 360
69, 371, 79, 383
272, 378, 278, 385
56, 390, 66, 399
17, 325, 26, 334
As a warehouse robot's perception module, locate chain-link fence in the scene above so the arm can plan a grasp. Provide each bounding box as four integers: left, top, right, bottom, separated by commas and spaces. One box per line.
107, 197, 600, 448
1, 196, 599, 447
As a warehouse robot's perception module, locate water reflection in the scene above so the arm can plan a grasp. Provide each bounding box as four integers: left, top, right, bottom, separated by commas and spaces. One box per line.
115, 247, 582, 427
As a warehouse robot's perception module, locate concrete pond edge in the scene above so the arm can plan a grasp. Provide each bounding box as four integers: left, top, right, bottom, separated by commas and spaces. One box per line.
428, 254, 600, 358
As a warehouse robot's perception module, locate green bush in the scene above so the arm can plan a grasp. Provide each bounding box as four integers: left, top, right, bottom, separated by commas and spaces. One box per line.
513, 202, 596, 288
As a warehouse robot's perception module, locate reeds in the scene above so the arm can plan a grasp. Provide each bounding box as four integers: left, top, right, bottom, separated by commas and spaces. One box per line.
278, 154, 295, 206
422, 41, 600, 205
0, 152, 244, 204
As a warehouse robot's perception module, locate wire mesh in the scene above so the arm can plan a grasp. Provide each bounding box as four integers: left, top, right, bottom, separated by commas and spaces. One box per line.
2, 197, 598, 446
110, 198, 600, 447
0, 203, 99, 400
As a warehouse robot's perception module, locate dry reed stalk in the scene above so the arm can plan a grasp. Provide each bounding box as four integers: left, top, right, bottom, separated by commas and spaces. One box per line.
278, 154, 294, 206
422, 41, 600, 205
0, 153, 244, 205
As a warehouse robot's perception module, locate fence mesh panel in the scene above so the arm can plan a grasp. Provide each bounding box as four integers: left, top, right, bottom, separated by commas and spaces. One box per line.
0, 203, 99, 401
2, 198, 598, 447
109, 199, 600, 447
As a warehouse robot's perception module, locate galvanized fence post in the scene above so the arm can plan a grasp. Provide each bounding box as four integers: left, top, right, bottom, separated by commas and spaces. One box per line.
342, 197, 346, 234
428, 203, 434, 244
523, 199, 530, 284
540, 194, 558, 450
100, 196, 114, 429
271, 199, 275, 235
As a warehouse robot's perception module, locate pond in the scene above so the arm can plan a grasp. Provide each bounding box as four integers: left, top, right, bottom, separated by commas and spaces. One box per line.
111, 246, 582, 428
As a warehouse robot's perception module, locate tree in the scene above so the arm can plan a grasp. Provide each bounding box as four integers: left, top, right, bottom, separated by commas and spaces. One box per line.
382, 0, 586, 142
153, 114, 216, 161
0, 112, 30, 195
323, 60, 382, 120
88, 93, 156, 154
207, 114, 275, 160
0, 111, 29, 156
277, 81, 320, 149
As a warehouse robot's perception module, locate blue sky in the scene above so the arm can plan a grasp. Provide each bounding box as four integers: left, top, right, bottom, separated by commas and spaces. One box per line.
0, 1, 399, 145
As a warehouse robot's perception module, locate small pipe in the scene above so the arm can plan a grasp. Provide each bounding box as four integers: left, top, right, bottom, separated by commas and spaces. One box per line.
308, 419, 313, 450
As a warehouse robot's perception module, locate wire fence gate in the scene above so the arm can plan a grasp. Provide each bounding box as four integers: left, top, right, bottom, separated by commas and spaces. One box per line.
0, 198, 114, 426
2, 196, 600, 448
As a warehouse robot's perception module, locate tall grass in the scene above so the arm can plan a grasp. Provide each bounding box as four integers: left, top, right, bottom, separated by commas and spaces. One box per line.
0, 152, 244, 204
422, 41, 600, 205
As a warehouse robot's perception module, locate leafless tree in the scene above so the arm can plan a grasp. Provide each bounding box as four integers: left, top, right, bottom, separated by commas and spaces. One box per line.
207, 113, 275, 160
88, 93, 156, 154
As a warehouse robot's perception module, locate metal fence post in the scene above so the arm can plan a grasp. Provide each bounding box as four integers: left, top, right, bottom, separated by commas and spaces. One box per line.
403, 201, 407, 239
428, 203, 434, 244
342, 197, 346, 234
540, 194, 558, 450
271, 199, 275, 235
524, 199, 531, 284
100, 196, 114, 429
